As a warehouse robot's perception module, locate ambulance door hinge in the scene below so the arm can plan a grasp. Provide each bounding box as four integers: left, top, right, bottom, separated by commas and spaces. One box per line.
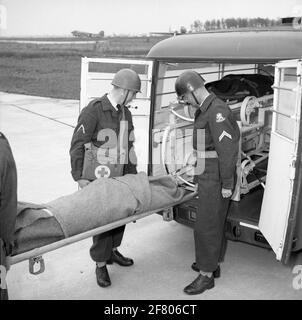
276, 241, 284, 260
289, 157, 296, 180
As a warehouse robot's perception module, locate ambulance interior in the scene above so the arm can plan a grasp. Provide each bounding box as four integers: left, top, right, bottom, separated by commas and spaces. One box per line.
151, 61, 297, 247
79, 57, 300, 257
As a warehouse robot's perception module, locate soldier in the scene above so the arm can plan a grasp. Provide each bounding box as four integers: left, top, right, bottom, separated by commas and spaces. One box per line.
70, 69, 141, 288
175, 71, 240, 295
0, 133, 17, 300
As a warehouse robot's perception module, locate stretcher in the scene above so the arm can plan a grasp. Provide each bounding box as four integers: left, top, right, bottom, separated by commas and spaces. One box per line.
161, 94, 273, 200
7, 172, 196, 275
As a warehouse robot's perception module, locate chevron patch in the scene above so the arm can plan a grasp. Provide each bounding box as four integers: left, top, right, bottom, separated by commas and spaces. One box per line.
76, 124, 85, 134
219, 130, 232, 142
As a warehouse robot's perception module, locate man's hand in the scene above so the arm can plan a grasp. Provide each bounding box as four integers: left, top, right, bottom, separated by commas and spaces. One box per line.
77, 179, 90, 189
221, 188, 232, 198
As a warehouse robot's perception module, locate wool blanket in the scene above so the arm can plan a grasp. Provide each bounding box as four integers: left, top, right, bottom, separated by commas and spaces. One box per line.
12, 173, 194, 256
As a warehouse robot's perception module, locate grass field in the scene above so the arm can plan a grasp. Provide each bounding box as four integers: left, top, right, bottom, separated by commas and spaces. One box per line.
0, 36, 167, 100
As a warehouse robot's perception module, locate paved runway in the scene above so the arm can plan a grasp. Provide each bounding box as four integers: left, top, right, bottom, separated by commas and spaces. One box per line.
1, 92, 301, 299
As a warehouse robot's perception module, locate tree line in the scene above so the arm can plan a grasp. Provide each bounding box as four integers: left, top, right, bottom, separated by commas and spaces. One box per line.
187, 17, 281, 33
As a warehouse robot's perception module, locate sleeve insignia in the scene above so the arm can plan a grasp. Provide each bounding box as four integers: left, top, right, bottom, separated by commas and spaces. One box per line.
76, 124, 86, 134
219, 130, 232, 142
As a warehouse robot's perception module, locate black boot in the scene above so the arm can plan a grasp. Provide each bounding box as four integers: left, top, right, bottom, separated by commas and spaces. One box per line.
107, 250, 134, 267
184, 274, 214, 295
96, 265, 111, 287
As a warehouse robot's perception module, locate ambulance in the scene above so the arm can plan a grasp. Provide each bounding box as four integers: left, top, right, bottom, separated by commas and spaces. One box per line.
80, 21, 302, 265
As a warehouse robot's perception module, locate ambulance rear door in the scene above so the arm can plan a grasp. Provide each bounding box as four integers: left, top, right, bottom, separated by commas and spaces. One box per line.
259, 59, 302, 262
80, 57, 154, 173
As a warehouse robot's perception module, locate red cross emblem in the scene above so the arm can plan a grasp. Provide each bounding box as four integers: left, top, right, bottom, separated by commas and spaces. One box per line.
95, 165, 111, 178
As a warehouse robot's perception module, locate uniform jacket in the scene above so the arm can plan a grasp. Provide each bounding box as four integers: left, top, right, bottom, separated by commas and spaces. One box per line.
0, 132, 17, 253
70, 95, 137, 181
193, 93, 240, 190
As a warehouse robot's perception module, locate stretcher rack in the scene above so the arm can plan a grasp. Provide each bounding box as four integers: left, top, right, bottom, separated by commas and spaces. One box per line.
161, 94, 273, 200
7, 192, 196, 275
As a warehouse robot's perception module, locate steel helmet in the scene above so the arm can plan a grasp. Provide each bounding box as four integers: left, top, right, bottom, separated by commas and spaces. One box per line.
175, 71, 205, 97
111, 68, 141, 93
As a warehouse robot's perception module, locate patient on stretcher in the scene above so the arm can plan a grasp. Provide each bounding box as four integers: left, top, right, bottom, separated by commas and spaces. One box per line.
12, 172, 193, 256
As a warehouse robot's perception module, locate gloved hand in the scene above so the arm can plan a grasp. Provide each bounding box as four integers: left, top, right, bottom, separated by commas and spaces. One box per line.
77, 179, 90, 189
221, 188, 232, 198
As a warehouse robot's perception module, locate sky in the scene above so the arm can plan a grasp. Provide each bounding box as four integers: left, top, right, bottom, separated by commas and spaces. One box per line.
0, 0, 302, 36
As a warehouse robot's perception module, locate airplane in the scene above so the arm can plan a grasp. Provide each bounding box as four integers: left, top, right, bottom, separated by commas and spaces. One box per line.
71, 30, 104, 38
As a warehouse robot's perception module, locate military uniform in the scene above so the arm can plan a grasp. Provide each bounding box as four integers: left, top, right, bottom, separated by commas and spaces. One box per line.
70, 95, 137, 263
0, 133, 17, 300
193, 93, 240, 272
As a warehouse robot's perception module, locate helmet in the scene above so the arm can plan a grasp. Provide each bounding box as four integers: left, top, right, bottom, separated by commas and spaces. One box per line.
175, 71, 205, 97
111, 68, 141, 92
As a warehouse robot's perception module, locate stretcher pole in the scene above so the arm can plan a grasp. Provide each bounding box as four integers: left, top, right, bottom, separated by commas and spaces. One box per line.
8, 209, 156, 266
8, 188, 196, 276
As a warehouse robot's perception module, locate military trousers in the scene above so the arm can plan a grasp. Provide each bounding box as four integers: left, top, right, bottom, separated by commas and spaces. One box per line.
89, 225, 125, 263
194, 158, 232, 273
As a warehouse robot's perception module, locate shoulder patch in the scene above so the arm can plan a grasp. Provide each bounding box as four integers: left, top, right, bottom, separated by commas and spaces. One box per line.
216, 113, 226, 123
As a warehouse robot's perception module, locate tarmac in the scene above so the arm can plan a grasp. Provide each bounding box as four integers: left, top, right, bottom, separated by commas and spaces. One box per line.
0, 91, 301, 300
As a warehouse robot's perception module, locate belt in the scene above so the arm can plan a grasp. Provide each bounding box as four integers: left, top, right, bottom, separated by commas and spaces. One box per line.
195, 150, 218, 158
